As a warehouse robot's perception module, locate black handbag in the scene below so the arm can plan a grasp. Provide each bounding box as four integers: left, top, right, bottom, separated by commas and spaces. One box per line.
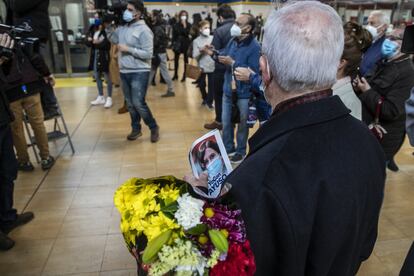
231, 91, 240, 124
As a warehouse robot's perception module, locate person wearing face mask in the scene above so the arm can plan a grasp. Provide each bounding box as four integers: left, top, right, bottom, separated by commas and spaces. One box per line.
148, 9, 175, 98
192, 20, 215, 108
194, 140, 227, 198
171, 10, 192, 82
86, 18, 113, 108
203, 4, 235, 131
204, 13, 261, 164
354, 28, 414, 172
360, 10, 389, 76
107, 0, 160, 143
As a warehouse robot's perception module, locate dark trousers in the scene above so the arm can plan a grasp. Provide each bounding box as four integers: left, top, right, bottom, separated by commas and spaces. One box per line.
0, 125, 18, 226
211, 71, 224, 123
173, 51, 188, 78
38, 42, 58, 114
199, 73, 213, 105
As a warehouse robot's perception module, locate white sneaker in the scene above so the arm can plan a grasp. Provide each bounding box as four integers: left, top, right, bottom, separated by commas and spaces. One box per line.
104, 97, 113, 108
91, 96, 105, 105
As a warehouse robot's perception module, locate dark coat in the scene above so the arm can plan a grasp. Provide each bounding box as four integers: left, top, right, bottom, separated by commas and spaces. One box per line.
172, 21, 191, 53
227, 96, 386, 276
359, 55, 414, 160
152, 23, 168, 55
87, 29, 111, 73
211, 18, 234, 72
3, 49, 51, 103
7, 0, 50, 42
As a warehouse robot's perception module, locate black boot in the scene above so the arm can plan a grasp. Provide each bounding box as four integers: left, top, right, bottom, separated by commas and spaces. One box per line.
0, 231, 14, 251
387, 158, 399, 172
172, 75, 178, 81
1, 212, 34, 234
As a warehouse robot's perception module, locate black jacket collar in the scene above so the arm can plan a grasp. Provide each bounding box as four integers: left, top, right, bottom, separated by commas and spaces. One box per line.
248, 95, 350, 155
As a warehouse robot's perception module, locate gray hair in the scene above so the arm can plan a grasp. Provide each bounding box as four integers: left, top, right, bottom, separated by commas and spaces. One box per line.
262, 1, 344, 93
370, 10, 390, 26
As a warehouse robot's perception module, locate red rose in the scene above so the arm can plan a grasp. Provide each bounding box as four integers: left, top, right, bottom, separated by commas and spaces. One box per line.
210, 240, 256, 276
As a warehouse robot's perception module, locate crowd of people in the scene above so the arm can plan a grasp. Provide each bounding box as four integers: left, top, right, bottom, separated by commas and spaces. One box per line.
86, 2, 414, 170
1, 0, 414, 273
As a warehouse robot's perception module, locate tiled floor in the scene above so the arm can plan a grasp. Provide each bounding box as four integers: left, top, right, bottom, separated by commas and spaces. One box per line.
0, 77, 413, 275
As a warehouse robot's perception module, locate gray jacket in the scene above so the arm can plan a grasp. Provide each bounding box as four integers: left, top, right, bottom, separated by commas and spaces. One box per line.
406, 88, 414, 146
192, 35, 215, 73
108, 20, 153, 73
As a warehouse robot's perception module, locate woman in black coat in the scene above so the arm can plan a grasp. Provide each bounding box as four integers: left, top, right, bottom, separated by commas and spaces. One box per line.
87, 21, 113, 108
171, 10, 192, 82
355, 29, 414, 171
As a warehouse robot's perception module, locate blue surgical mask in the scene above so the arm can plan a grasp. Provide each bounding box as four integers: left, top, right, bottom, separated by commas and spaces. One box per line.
123, 10, 135, 23
381, 38, 399, 59
206, 157, 224, 179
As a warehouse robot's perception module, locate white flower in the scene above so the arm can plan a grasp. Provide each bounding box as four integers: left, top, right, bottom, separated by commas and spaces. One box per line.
174, 193, 205, 230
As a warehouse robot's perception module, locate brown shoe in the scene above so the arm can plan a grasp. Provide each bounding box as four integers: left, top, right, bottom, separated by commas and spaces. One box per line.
204, 121, 222, 130
118, 104, 128, 114
150, 127, 160, 143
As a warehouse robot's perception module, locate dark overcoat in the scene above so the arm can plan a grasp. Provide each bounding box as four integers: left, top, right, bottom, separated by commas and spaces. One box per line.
360, 55, 414, 160
227, 95, 386, 275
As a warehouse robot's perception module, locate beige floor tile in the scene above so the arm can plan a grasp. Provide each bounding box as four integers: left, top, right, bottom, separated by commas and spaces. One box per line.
70, 187, 116, 209
99, 270, 136, 276
100, 234, 136, 272
357, 254, 393, 276
58, 207, 112, 237
42, 235, 107, 275
0, 239, 54, 276
9, 210, 67, 240
5, 78, 414, 275
26, 188, 77, 212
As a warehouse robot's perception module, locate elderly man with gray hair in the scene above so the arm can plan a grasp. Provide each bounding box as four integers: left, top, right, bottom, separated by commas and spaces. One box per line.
360, 10, 390, 76
224, 2, 386, 274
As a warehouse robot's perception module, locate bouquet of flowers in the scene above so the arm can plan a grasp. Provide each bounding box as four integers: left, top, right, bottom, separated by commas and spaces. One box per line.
114, 176, 256, 276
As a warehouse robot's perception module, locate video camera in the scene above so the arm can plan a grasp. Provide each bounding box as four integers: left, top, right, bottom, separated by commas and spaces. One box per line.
101, 0, 128, 26
0, 22, 39, 59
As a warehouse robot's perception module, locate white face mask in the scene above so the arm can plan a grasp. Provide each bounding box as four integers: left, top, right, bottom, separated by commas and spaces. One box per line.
230, 24, 242, 37
201, 28, 210, 36
365, 24, 382, 41
181, 16, 187, 21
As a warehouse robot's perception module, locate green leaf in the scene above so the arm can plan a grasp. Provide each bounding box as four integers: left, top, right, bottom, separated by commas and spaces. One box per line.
208, 229, 229, 253
142, 230, 173, 264
186, 224, 208, 235
161, 202, 179, 214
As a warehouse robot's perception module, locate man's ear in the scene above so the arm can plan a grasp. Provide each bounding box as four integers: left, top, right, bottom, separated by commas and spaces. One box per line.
260, 55, 271, 86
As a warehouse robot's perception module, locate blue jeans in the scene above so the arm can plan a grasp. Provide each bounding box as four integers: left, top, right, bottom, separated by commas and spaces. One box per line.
120, 72, 158, 132
222, 94, 249, 156
94, 52, 113, 97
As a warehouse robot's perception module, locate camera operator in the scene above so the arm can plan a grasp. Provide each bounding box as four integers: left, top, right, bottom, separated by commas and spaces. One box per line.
0, 33, 34, 251
6, 0, 60, 119
1, 31, 55, 172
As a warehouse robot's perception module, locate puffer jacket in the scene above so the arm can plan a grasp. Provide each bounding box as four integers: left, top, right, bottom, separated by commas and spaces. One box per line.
359, 55, 414, 160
